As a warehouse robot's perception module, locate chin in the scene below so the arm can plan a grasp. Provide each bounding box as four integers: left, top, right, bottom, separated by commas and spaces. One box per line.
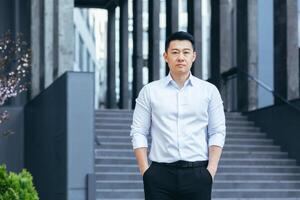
175, 70, 189, 75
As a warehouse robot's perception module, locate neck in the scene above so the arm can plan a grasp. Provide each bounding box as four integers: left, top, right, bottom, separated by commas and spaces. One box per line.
170, 72, 190, 88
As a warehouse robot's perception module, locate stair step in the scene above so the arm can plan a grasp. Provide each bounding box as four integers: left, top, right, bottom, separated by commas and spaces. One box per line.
95, 156, 296, 165
97, 198, 300, 200
95, 122, 256, 129
95, 128, 265, 136
96, 188, 300, 198
96, 136, 274, 145
96, 171, 300, 181
95, 144, 281, 152
95, 164, 300, 173
94, 119, 255, 126
95, 110, 242, 115
95, 113, 249, 120
95, 150, 287, 159
94, 117, 252, 125
96, 180, 300, 189
94, 126, 261, 132
94, 110, 300, 199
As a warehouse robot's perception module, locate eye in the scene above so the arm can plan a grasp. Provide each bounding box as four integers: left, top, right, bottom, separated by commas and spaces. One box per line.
184, 51, 190, 55
171, 51, 179, 55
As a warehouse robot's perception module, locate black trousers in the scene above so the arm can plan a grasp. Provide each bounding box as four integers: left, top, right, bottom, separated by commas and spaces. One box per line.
143, 161, 212, 200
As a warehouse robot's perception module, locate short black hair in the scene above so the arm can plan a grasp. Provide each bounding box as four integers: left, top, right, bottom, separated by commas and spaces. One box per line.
165, 31, 195, 52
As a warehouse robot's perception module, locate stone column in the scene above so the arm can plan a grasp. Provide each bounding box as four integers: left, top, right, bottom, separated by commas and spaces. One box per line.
106, 7, 117, 108
188, 0, 202, 78
274, 0, 299, 104
236, 0, 248, 111
31, 0, 41, 97
10, 0, 31, 106
220, 0, 233, 73
132, 0, 143, 108
236, 0, 258, 111
53, 0, 74, 78
0, 1, 15, 34
247, 0, 258, 110
165, 0, 178, 75
44, 0, 54, 88
119, 0, 129, 109
210, 0, 220, 88
166, 0, 178, 36
148, 0, 160, 82
287, 0, 299, 100
31, 0, 73, 98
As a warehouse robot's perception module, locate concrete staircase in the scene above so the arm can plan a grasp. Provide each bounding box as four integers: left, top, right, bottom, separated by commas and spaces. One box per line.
94, 109, 300, 200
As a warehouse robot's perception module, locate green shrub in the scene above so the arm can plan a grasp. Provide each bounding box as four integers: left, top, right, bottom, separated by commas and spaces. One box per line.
0, 164, 39, 200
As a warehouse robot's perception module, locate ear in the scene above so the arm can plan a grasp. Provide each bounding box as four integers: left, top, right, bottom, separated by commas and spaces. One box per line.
163, 52, 168, 63
192, 51, 196, 62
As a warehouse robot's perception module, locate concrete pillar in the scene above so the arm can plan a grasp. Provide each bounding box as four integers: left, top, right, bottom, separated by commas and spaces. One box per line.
220, 0, 233, 73
39, 1, 45, 91
31, 0, 41, 97
247, 0, 258, 110
236, 0, 258, 111
273, 0, 287, 104
166, 0, 178, 36
236, 0, 248, 111
210, 0, 221, 88
188, 0, 202, 78
287, 0, 299, 100
132, 0, 143, 108
44, 0, 54, 88
165, 0, 178, 75
106, 7, 117, 108
274, 0, 299, 104
0, 1, 15, 34
31, 0, 74, 98
119, 0, 129, 109
14, 0, 30, 41
8, 0, 30, 106
53, 0, 74, 78
148, 0, 160, 82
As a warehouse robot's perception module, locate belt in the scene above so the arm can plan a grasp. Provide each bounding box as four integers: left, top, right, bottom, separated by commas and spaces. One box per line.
152, 160, 208, 168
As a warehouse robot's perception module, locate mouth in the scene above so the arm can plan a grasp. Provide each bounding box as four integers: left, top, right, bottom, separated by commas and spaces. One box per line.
176, 64, 186, 67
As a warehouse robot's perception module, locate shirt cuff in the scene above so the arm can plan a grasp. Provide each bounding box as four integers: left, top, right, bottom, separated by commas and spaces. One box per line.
208, 133, 225, 148
131, 133, 148, 149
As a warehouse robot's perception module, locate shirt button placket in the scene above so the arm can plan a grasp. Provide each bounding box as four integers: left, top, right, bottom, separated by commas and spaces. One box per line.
177, 90, 182, 160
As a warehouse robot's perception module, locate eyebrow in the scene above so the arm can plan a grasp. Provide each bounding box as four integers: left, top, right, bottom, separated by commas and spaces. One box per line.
170, 48, 192, 51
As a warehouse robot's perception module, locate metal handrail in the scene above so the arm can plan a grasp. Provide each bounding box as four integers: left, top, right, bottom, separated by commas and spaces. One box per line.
224, 67, 300, 113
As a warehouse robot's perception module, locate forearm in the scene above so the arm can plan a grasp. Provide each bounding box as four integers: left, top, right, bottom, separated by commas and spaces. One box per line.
134, 147, 149, 176
207, 145, 223, 177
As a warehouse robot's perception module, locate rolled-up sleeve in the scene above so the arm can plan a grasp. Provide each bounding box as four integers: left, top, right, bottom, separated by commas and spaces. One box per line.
207, 85, 226, 148
130, 85, 151, 149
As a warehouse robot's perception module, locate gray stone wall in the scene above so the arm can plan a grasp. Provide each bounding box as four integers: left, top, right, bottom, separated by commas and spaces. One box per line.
31, 0, 74, 98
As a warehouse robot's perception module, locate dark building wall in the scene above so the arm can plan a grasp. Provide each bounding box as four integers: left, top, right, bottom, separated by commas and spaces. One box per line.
244, 99, 300, 164
25, 72, 94, 200
0, 107, 24, 172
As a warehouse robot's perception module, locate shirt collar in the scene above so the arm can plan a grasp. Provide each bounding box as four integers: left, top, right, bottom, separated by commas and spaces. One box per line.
164, 72, 195, 87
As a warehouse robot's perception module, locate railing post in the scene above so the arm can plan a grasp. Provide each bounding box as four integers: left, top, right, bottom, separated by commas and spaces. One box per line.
87, 173, 95, 200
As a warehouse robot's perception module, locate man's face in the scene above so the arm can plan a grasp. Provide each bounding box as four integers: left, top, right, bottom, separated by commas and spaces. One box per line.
163, 40, 196, 76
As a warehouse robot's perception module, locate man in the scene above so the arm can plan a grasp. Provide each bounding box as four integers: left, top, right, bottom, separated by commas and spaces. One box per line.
130, 31, 226, 200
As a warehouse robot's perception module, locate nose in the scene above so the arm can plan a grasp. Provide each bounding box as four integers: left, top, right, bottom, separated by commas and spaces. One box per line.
177, 52, 185, 61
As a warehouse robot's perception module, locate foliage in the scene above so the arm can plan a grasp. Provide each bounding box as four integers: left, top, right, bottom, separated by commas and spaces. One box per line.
0, 164, 39, 200
0, 31, 31, 137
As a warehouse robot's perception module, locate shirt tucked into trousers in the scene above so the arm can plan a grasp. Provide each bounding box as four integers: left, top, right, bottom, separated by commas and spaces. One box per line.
130, 73, 226, 200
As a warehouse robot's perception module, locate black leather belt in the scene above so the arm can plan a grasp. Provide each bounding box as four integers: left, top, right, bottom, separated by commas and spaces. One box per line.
152, 160, 208, 168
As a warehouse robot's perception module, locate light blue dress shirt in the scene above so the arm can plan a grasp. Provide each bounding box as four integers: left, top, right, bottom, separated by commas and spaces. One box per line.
130, 73, 226, 163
